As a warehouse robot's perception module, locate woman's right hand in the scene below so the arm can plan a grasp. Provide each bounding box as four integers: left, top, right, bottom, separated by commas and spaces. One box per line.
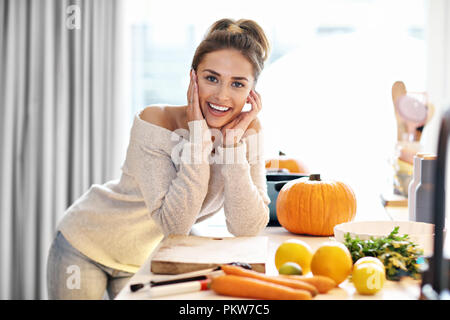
186, 69, 204, 123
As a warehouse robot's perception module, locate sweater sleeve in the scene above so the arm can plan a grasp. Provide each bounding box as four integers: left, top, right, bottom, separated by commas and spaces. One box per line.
216, 131, 270, 236
129, 119, 213, 236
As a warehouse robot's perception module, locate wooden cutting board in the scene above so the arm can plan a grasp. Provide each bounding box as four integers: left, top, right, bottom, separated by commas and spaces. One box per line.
150, 235, 268, 275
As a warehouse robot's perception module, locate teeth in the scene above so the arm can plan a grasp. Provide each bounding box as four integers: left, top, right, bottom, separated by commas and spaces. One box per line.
209, 102, 230, 112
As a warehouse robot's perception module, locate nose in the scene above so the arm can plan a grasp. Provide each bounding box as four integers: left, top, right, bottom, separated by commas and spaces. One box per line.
214, 84, 231, 104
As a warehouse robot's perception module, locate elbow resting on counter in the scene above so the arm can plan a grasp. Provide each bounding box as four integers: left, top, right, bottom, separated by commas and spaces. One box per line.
226, 205, 270, 237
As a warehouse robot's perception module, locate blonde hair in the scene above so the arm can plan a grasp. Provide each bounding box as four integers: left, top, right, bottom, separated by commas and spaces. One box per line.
191, 18, 271, 83
227, 24, 243, 33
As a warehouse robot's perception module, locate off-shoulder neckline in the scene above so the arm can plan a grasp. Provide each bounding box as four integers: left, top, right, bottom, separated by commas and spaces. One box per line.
135, 111, 181, 136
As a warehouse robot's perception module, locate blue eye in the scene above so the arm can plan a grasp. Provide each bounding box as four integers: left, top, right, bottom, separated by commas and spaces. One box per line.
205, 75, 244, 88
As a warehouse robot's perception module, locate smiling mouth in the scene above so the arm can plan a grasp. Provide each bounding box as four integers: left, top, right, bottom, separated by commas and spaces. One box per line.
207, 102, 232, 116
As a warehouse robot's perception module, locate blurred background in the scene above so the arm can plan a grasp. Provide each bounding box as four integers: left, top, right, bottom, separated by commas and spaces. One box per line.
1, 0, 449, 299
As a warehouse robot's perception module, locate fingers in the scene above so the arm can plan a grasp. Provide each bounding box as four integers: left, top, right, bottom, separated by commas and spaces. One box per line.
187, 71, 194, 105
187, 69, 198, 103
233, 90, 260, 130
192, 71, 199, 105
248, 89, 262, 113
220, 89, 262, 146
186, 69, 204, 121
246, 90, 262, 121
191, 71, 203, 118
221, 117, 238, 131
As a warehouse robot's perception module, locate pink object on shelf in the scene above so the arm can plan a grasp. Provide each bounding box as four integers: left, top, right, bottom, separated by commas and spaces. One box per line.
396, 95, 428, 124
395, 95, 428, 141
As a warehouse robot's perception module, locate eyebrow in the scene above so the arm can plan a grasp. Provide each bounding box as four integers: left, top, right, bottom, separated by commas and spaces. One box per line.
202, 68, 249, 82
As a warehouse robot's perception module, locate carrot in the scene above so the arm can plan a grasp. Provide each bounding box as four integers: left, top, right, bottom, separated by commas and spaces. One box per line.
220, 264, 318, 297
280, 275, 337, 294
211, 275, 312, 300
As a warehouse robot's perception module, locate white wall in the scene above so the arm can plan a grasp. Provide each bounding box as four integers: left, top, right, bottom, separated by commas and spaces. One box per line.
424, 0, 450, 153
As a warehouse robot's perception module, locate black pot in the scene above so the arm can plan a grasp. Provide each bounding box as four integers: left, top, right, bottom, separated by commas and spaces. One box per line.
266, 172, 308, 226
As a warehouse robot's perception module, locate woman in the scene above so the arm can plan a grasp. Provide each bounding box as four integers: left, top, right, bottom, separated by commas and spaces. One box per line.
47, 18, 271, 300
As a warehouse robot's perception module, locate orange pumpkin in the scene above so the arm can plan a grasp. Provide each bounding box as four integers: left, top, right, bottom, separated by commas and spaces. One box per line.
265, 151, 309, 174
276, 174, 357, 236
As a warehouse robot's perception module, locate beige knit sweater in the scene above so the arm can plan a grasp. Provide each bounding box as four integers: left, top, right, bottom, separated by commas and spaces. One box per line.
57, 108, 270, 274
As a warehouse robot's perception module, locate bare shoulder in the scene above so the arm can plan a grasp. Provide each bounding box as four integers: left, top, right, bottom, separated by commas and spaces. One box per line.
139, 106, 172, 131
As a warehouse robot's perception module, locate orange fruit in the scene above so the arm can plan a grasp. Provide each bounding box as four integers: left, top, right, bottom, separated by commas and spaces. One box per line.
310, 241, 353, 285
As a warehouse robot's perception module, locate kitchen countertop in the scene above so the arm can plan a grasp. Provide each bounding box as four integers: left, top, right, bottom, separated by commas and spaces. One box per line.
115, 202, 424, 300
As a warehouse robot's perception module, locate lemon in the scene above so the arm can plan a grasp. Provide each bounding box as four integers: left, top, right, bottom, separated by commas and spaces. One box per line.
275, 239, 313, 275
352, 263, 386, 295
310, 241, 353, 285
278, 262, 303, 275
353, 257, 386, 275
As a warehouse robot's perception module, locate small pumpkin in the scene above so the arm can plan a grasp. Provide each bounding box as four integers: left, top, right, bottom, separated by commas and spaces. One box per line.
276, 174, 357, 236
265, 151, 309, 174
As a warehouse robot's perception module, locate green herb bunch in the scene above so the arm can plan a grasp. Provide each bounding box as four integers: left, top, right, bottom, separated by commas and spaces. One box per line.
343, 226, 424, 281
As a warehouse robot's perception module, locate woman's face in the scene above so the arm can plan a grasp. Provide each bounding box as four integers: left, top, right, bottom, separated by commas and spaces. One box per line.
195, 49, 255, 129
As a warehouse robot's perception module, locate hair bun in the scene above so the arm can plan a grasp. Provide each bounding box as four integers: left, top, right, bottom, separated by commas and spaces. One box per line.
236, 19, 270, 62
207, 18, 236, 33
207, 18, 270, 62
227, 24, 243, 33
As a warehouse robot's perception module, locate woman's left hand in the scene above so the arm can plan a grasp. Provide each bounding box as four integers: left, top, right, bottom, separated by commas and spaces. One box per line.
220, 89, 262, 147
